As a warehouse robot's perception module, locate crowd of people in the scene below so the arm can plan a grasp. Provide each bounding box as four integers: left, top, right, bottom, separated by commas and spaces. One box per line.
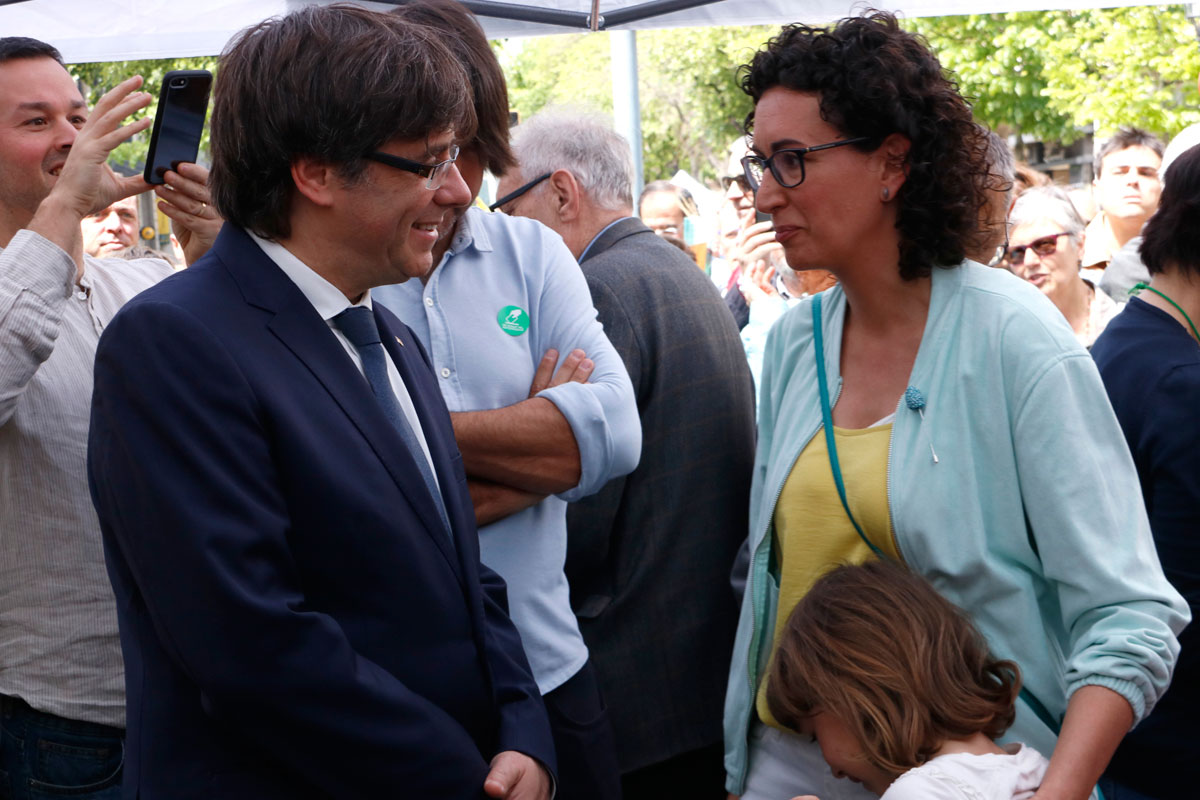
0, 4, 1196, 800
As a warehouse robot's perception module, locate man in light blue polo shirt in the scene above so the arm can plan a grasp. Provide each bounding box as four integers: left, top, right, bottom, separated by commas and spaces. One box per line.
374, 4, 639, 799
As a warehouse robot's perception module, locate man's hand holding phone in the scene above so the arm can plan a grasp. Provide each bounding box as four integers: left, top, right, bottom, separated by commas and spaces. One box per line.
155, 163, 222, 266
29, 76, 153, 271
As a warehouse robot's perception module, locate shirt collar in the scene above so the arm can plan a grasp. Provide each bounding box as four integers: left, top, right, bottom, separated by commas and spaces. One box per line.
249, 232, 371, 320
579, 216, 636, 262
445, 206, 493, 257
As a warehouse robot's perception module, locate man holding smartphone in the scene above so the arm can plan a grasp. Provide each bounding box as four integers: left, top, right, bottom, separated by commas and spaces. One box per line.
0, 37, 217, 797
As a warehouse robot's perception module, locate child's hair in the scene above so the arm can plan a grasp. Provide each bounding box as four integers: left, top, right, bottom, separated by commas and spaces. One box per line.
766, 560, 1020, 777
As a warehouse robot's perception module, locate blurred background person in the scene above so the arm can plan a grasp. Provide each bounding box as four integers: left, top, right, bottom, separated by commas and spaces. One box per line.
80, 194, 138, 257
638, 180, 689, 238
739, 248, 835, 403
971, 127, 1015, 267
1013, 161, 1050, 195
638, 180, 703, 267
1081, 128, 1163, 275
1008, 186, 1120, 348
1092, 143, 1200, 800
709, 140, 756, 322
1101, 123, 1200, 302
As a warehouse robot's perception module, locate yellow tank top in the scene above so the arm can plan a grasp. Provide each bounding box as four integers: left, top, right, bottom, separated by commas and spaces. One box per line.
755, 422, 900, 729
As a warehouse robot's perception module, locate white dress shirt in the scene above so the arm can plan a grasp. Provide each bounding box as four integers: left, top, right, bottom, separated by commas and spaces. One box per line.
249, 234, 438, 483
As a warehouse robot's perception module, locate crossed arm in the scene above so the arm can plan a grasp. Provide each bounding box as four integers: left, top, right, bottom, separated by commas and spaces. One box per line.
455, 347, 595, 526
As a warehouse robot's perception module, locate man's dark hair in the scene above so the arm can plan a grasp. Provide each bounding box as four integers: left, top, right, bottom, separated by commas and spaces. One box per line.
1139, 143, 1200, 279
208, 4, 475, 239
390, 0, 514, 177
0, 37, 64, 66
1093, 127, 1164, 177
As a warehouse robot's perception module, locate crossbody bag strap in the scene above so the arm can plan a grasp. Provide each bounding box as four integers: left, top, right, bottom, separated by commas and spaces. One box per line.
812, 293, 884, 558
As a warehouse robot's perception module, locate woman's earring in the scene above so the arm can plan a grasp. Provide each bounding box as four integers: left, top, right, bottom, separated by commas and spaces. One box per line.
881, 187, 891, 201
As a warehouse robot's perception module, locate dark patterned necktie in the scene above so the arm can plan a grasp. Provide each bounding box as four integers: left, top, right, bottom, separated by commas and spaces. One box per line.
333, 306, 452, 539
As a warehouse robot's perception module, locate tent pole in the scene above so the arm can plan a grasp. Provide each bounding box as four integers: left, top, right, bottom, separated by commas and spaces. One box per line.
611, 29, 644, 208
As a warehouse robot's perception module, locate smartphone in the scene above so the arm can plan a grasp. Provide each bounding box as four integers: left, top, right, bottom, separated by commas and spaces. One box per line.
143, 70, 212, 185
755, 209, 772, 225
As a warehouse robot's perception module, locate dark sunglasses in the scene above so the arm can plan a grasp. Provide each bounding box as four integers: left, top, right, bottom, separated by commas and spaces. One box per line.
366, 144, 459, 190
489, 172, 552, 212
1006, 232, 1069, 266
721, 174, 752, 192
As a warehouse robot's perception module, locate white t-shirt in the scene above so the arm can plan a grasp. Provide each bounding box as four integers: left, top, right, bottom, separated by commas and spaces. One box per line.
881, 743, 1049, 800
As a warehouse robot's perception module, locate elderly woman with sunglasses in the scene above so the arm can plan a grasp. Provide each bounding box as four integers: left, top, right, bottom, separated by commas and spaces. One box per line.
1008, 186, 1122, 348
723, 13, 1187, 800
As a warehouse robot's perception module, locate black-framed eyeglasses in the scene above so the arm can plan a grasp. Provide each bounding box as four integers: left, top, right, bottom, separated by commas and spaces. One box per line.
489, 172, 552, 212
1006, 232, 1069, 266
366, 144, 460, 190
741, 137, 871, 191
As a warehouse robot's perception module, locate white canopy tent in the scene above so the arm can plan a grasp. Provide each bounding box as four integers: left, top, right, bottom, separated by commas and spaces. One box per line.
0, 0, 1161, 63
0, 0, 1166, 197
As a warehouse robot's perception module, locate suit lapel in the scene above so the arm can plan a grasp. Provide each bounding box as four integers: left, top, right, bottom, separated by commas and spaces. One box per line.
215, 227, 464, 583
375, 309, 474, 560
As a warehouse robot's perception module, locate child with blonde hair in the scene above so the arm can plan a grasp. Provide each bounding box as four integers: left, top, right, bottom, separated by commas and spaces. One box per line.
766, 560, 1049, 800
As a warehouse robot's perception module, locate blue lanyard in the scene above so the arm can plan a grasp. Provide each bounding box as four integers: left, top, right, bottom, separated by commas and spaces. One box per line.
811, 293, 883, 557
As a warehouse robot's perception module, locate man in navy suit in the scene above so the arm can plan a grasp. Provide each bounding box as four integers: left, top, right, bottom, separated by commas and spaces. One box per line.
85, 7, 554, 799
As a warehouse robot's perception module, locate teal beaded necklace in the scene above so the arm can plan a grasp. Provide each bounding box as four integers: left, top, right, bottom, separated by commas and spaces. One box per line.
1132, 282, 1200, 344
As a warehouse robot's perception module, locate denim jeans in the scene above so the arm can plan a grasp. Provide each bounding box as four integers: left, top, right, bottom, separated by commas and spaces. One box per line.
0, 695, 123, 800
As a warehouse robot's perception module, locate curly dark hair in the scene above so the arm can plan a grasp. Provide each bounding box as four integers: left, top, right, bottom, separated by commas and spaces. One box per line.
738, 11, 993, 281
767, 560, 1020, 777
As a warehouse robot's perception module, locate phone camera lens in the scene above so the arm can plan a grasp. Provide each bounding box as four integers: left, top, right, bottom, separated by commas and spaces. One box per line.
170, 78, 187, 88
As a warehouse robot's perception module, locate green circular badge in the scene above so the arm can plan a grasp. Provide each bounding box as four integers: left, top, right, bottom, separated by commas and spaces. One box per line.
497, 305, 530, 336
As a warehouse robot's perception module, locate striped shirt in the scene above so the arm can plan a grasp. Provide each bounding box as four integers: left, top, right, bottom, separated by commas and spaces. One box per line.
0, 230, 171, 727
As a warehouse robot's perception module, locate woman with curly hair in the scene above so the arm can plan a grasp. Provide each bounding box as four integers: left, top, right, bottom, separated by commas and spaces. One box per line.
723, 12, 1187, 800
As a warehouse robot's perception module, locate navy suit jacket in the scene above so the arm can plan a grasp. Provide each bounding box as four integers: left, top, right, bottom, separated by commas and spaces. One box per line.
87, 225, 554, 799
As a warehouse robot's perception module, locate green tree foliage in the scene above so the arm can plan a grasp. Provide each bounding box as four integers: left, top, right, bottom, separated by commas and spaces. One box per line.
499, 34, 612, 124
909, 6, 1200, 145
67, 57, 217, 172
636, 26, 775, 180
500, 26, 776, 183
1037, 6, 1200, 140
907, 13, 1074, 144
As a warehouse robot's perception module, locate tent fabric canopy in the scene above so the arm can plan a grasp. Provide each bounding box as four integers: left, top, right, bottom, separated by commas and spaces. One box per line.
0, 0, 1154, 64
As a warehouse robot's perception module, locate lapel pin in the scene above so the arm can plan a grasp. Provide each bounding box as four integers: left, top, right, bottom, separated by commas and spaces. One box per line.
904, 386, 938, 464
394, 336, 404, 347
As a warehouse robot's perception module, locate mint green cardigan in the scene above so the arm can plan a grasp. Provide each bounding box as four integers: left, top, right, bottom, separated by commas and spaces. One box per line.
723, 262, 1189, 793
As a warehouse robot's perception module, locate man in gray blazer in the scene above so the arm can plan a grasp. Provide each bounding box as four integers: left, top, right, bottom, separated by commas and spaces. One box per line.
495, 110, 757, 800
